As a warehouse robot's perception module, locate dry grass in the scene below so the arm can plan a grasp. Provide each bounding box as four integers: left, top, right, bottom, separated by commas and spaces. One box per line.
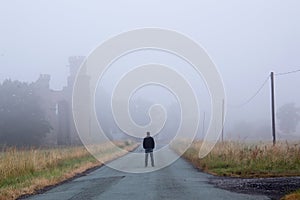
281, 189, 300, 200
173, 140, 300, 178
174, 140, 300, 200
0, 141, 137, 200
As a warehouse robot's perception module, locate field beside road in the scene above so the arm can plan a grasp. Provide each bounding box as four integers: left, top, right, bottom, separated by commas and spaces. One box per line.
173, 140, 300, 199
0, 141, 137, 200
174, 140, 300, 177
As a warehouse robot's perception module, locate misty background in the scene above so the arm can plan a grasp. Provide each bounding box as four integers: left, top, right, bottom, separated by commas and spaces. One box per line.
1, 0, 300, 146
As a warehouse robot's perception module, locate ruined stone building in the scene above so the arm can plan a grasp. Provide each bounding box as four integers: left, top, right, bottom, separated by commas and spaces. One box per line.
32, 56, 89, 146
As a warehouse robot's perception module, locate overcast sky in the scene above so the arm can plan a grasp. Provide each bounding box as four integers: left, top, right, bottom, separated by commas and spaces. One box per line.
1, 0, 300, 138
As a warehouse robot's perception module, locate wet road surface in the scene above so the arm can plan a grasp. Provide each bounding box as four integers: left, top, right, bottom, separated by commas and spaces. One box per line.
25, 148, 270, 200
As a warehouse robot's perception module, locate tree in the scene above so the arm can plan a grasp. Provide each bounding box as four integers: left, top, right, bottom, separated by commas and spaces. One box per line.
0, 80, 52, 147
277, 103, 300, 134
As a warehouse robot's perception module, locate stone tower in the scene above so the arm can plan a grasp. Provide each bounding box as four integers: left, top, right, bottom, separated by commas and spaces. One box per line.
34, 56, 89, 146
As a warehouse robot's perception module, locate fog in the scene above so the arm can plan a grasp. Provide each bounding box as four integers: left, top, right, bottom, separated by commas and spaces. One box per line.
1, 0, 300, 145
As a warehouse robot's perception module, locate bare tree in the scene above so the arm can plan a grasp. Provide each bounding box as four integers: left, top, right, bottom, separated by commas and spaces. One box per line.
277, 103, 300, 134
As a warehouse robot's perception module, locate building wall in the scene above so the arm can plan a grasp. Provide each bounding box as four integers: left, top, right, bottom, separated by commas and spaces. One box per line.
33, 56, 88, 146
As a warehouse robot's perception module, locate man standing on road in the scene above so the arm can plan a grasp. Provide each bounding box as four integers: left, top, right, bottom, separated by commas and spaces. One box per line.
143, 132, 155, 167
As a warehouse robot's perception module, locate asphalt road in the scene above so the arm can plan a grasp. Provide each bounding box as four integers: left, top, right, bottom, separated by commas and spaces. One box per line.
25, 146, 270, 200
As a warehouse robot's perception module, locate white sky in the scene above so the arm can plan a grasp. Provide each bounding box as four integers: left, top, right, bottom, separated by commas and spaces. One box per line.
1, 0, 300, 136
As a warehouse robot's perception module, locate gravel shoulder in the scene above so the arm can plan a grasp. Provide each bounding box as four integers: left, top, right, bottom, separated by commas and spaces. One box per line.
209, 176, 300, 200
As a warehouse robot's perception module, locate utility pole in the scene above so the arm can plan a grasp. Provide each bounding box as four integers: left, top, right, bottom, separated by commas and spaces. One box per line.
221, 99, 225, 143
202, 112, 206, 139
270, 72, 276, 146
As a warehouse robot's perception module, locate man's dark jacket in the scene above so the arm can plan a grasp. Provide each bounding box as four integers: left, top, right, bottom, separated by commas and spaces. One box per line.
143, 137, 155, 153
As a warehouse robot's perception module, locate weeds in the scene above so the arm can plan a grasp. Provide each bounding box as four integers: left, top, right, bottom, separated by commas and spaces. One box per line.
0, 141, 137, 200
173, 140, 300, 177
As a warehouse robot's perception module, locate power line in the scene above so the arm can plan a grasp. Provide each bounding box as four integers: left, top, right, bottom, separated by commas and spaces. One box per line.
275, 69, 300, 76
229, 75, 270, 108
227, 68, 300, 109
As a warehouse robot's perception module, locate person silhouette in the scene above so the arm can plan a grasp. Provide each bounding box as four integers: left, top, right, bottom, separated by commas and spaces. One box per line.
143, 132, 155, 167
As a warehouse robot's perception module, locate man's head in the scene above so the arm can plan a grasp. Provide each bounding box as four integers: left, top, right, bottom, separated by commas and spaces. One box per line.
146, 132, 150, 137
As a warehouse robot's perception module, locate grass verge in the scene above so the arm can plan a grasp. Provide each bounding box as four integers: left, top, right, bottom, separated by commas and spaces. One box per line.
0, 141, 137, 200
172, 140, 300, 200
173, 140, 300, 178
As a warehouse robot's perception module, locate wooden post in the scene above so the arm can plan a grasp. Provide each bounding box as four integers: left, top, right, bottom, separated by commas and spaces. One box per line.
270, 72, 276, 146
202, 112, 206, 139
222, 99, 225, 142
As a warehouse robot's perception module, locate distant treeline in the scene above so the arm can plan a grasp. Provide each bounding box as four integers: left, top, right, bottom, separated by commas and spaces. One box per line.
0, 78, 299, 147
0, 80, 51, 147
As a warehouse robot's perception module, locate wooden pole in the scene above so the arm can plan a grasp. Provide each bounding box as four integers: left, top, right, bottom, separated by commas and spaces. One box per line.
222, 99, 225, 142
270, 72, 276, 146
202, 112, 206, 139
